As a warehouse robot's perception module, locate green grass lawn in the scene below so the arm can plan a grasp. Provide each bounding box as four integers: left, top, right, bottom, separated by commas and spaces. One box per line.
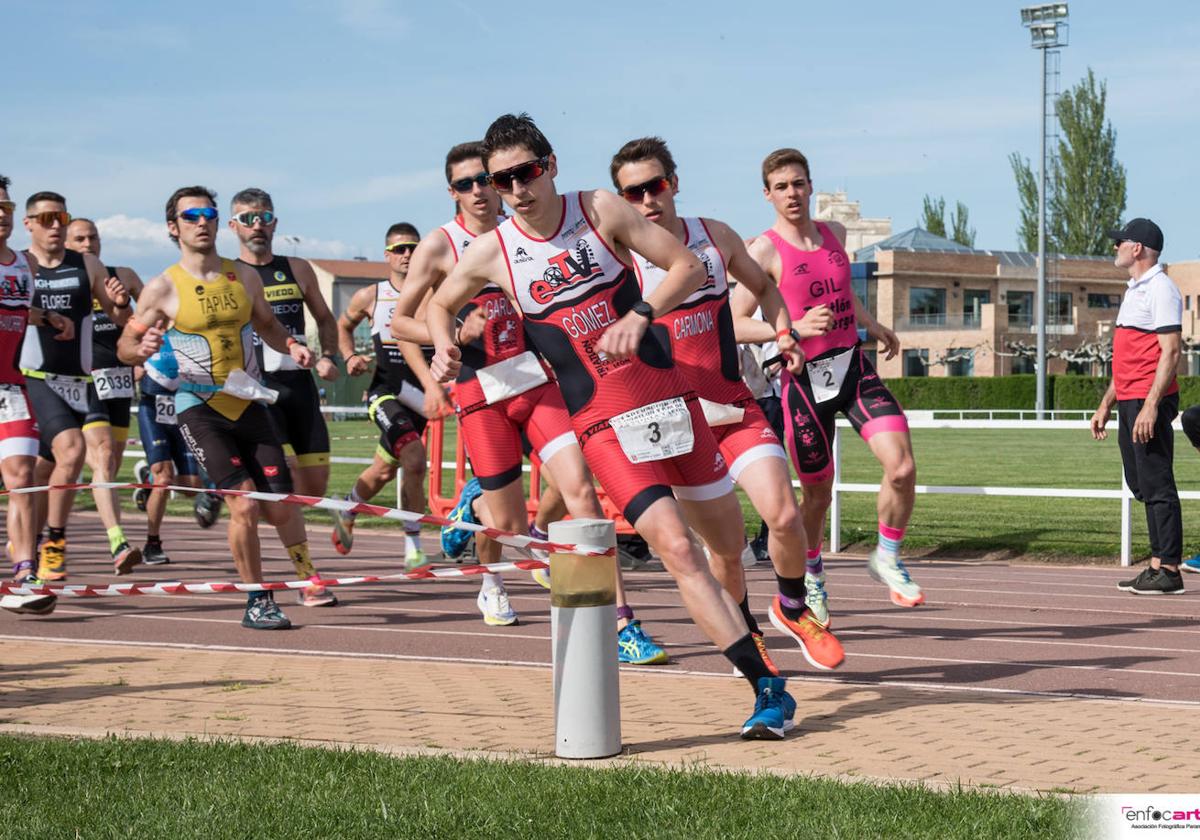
94, 418, 1198, 561
0, 735, 1081, 840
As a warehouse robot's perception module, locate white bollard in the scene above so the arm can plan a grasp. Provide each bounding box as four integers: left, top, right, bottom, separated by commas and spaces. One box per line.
548, 518, 621, 759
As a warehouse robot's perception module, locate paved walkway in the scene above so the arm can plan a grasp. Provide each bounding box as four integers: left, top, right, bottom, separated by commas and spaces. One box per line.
2, 637, 1197, 794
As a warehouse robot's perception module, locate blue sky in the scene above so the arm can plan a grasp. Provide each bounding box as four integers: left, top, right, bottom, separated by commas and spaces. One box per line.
4, 0, 1197, 278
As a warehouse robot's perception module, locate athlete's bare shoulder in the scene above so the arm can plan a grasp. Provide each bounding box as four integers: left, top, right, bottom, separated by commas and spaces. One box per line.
821, 219, 848, 247
746, 233, 781, 279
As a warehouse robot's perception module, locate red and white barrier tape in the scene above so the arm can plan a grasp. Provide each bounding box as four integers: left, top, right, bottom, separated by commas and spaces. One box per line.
0, 558, 548, 598
1, 481, 613, 557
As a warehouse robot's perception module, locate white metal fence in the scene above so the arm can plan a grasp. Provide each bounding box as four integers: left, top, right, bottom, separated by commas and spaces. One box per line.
828, 417, 1195, 566
126, 407, 1176, 566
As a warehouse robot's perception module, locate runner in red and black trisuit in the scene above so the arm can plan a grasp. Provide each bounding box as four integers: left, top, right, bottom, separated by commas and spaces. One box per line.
391, 142, 667, 657
428, 114, 844, 741
612, 136, 832, 660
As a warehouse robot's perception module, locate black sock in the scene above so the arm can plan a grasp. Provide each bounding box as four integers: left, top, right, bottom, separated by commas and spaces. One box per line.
775, 573, 807, 621
725, 633, 772, 691
146, 535, 162, 546
738, 595, 761, 636
47, 526, 66, 542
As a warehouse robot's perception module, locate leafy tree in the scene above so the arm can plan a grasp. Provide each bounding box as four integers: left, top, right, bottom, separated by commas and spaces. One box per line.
921, 194, 947, 237
1010, 68, 1127, 255
950, 201, 976, 248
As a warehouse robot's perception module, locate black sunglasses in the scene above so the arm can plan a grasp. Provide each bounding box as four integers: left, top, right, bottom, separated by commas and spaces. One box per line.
488, 156, 550, 192
450, 173, 491, 194
385, 242, 418, 255
620, 176, 671, 202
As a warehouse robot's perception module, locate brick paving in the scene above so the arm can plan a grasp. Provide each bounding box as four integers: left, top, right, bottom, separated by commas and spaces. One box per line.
2, 638, 1196, 794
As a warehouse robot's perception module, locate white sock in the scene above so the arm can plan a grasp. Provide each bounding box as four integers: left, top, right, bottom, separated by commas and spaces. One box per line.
404, 527, 420, 554
482, 572, 504, 590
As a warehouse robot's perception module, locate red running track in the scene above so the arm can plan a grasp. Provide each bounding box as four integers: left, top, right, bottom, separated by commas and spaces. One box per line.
3, 511, 1199, 706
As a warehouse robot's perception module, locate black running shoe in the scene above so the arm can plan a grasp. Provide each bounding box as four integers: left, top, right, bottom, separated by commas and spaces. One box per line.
1117, 567, 1152, 592
143, 541, 170, 566
133, 487, 150, 512
1130, 567, 1185, 596
194, 492, 223, 529
242, 595, 292, 630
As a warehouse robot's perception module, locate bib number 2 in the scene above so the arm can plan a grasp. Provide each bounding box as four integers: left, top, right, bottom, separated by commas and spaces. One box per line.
609, 397, 695, 464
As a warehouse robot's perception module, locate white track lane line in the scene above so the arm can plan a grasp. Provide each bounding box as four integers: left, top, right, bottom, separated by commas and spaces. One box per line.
5, 633, 1199, 708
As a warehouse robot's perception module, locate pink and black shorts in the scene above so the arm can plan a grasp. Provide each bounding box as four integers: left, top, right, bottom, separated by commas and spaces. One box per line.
781, 346, 908, 484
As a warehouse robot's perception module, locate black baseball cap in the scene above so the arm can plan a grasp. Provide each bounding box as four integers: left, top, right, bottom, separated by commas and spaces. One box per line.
1106, 218, 1164, 252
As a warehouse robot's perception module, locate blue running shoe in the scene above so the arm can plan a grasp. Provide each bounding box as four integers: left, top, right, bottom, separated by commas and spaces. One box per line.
1183, 554, 1200, 574
740, 676, 796, 741
441, 478, 482, 559
617, 620, 668, 665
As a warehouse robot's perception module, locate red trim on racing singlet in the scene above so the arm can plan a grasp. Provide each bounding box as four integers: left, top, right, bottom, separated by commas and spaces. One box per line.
579, 193, 634, 270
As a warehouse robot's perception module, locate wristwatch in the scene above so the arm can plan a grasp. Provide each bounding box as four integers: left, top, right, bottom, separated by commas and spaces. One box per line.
631, 301, 655, 321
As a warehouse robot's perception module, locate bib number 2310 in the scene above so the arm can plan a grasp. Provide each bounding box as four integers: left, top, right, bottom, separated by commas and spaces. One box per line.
609, 397, 695, 463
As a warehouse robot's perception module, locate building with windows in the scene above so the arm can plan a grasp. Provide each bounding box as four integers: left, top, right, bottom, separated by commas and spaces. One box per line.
853, 229, 1162, 378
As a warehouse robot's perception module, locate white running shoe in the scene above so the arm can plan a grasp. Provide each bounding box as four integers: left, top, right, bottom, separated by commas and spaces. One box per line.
867, 548, 925, 607
477, 584, 518, 626
804, 572, 830, 627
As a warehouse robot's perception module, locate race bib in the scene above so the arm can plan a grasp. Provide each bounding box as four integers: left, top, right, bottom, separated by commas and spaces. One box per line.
0, 385, 31, 423
806, 348, 854, 403
476, 351, 549, 405
92, 366, 134, 400
609, 397, 694, 464
154, 395, 177, 426
698, 397, 745, 427
45, 373, 90, 413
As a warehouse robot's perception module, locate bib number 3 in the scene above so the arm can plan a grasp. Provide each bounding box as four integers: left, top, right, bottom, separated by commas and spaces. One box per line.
609, 397, 695, 463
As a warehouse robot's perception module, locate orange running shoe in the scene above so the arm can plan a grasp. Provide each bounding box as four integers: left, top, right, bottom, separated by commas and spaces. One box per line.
769, 595, 845, 671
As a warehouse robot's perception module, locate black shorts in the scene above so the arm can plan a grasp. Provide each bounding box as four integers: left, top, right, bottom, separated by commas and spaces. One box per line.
368, 388, 426, 466
781, 346, 908, 484
264, 370, 330, 467
97, 397, 133, 438
177, 401, 292, 493
24, 376, 109, 449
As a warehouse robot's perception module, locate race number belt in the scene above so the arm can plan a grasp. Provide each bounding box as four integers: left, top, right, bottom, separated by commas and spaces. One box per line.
154, 395, 177, 426
92, 366, 134, 400
475, 351, 549, 405
806, 348, 854, 403
0, 384, 32, 423
44, 373, 91, 413
609, 396, 695, 464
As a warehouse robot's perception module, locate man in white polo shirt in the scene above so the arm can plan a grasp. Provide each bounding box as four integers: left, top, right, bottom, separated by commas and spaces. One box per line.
1090, 218, 1184, 595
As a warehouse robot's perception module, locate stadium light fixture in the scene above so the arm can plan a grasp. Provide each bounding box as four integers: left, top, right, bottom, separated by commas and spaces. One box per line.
1020, 3, 1068, 419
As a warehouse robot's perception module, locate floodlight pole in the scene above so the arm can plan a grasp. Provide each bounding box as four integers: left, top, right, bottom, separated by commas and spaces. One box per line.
1036, 45, 1048, 419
